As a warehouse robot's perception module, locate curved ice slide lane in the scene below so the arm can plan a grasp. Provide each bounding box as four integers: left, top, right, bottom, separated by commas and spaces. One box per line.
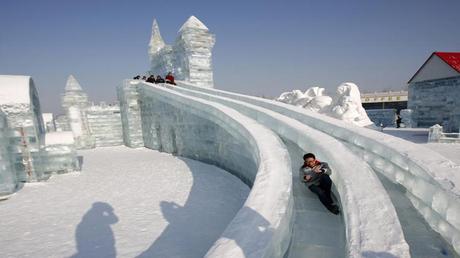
136, 83, 293, 258
176, 81, 460, 257
144, 82, 410, 257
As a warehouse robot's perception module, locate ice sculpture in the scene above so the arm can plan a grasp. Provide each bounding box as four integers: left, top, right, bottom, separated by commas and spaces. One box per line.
148, 16, 215, 88
276, 87, 332, 111
41, 132, 79, 173
0, 75, 82, 184
304, 87, 332, 112
328, 82, 374, 127
62, 75, 95, 149
0, 109, 15, 195
0, 75, 45, 182
277, 83, 373, 127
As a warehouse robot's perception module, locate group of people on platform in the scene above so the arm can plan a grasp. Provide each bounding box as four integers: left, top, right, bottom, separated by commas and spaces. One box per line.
133, 72, 176, 85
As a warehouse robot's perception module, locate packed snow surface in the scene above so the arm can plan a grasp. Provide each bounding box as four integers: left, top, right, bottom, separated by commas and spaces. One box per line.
0, 146, 249, 258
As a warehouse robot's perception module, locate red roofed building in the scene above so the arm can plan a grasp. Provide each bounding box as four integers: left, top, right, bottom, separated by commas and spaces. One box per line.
408, 52, 460, 132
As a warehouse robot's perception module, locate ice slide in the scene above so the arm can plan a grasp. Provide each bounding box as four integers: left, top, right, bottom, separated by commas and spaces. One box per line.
173, 81, 460, 257
133, 83, 294, 257
134, 81, 409, 257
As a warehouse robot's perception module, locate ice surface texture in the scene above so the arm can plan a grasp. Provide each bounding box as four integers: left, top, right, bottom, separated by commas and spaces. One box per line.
178, 81, 460, 255
172, 82, 411, 257
148, 16, 215, 88
131, 81, 293, 258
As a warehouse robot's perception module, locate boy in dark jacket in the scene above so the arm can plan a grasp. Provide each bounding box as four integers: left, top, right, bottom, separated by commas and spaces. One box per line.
299, 153, 340, 214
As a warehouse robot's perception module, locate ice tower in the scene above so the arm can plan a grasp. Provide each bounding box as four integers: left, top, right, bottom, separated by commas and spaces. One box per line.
148, 19, 174, 77
174, 16, 215, 87
148, 16, 215, 88
61, 75, 95, 149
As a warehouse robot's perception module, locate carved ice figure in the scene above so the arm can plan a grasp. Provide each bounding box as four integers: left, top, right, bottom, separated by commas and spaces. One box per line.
276, 89, 312, 106
329, 82, 373, 127
303, 87, 332, 112
277, 87, 332, 112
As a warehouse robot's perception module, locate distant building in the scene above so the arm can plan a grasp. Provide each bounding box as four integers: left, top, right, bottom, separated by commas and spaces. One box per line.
361, 91, 408, 112
408, 52, 460, 132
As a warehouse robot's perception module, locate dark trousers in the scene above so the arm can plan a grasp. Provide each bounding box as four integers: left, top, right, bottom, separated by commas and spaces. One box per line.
308, 173, 334, 209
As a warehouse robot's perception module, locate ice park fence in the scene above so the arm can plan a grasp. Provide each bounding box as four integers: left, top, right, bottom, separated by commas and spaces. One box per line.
170, 83, 410, 257
135, 82, 294, 258
428, 124, 460, 143
176, 81, 460, 255
86, 104, 123, 147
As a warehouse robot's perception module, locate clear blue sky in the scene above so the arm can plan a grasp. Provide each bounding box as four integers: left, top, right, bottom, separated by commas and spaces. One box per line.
1, 0, 459, 114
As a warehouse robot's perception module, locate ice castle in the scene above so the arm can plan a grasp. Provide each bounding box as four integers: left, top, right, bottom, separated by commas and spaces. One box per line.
1, 16, 460, 258
148, 16, 215, 88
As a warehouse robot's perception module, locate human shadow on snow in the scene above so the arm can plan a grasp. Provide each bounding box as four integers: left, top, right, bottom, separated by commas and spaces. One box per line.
136, 157, 271, 258
70, 202, 119, 258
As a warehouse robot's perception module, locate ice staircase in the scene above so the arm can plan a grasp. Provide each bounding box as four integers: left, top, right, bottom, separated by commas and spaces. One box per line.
127, 80, 460, 257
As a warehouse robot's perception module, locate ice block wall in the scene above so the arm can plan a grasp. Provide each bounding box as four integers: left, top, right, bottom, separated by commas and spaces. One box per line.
366, 109, 396, 127
176, 82, 460, 255
0, 110, 16, 195
86, 104, 123, 147
132, 81, 293, 258
54, 115, 70, 132
0, 75, 45, 182
40, 132, 79, 174
117, 80, 144, 148
138, 85, 258, 185
408, 76, 460, 132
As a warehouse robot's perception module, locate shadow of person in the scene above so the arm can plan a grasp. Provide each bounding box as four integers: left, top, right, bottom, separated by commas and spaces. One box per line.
136, 200, 211, 258
70, 202, 119, 258
217, 206, 274, 257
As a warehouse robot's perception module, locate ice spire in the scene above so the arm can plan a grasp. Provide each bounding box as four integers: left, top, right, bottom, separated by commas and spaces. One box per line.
65, 75, 83, 91
148, 19, 165, 56
179, 16, 209, 32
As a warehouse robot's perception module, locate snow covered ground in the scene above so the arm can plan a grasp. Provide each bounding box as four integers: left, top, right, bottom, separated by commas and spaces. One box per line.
0, 146, 249, 258
383, 128, 460, 165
